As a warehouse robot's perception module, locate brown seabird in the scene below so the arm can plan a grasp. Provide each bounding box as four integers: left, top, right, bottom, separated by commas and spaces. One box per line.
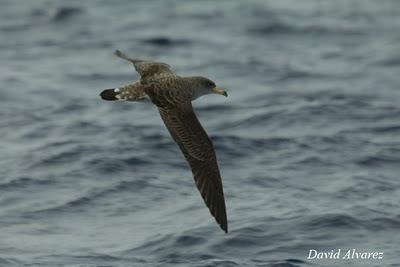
100, 50, 228, 233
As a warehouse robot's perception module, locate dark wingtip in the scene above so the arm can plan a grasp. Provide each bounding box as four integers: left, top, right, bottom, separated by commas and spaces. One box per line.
221, 223, 228, 233
100, 89, 118, 101
114, 49, 122, 57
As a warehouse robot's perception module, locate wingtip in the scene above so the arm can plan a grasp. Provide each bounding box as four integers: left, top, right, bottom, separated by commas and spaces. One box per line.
114, 49, 122, 57
114, 49, 136, 63
221, 223, 228, 233
114, 49, 126, 59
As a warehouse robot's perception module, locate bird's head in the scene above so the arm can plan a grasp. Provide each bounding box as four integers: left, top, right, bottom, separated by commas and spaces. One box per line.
189, 76, 228, 100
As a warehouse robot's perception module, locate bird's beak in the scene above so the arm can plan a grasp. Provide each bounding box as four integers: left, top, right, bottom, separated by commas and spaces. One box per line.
212, 86, 228, 97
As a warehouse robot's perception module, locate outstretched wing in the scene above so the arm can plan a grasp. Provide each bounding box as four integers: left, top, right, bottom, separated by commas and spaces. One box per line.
114, 50, 174, 79
158, 104, 228, 233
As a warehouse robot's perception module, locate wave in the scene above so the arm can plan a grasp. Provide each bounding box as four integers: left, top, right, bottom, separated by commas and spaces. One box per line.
66, 73, 135, 82
52, 6, 84, 22
374, 56, 400, 67
87, 156, 151, 174
356, 155, 400, 167
0, 258, 22, 266
300, 213, 400, 233
141, 37, 191, 47
23, 177, 165, 218
301, 213, 362, 230
34, 253, 147, 266
214, 135, 294, 149
359, 124, 400, 134
252, 22, 365, 37
268, 259, 306, 267
0, 177, 54, 191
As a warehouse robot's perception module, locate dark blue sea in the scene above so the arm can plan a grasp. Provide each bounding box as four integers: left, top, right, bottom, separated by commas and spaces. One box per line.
1, 0, 399, 266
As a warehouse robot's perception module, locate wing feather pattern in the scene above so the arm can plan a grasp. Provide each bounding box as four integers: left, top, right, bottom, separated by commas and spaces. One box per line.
115, 50, 173, 79
158, 105, 228, 233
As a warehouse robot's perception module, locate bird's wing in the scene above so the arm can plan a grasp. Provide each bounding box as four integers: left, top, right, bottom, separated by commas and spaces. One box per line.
158, 104, 228, 233
115, 50, 174, 79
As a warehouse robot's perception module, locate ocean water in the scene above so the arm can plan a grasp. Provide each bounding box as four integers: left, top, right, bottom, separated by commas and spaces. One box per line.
1, 0, 400, 266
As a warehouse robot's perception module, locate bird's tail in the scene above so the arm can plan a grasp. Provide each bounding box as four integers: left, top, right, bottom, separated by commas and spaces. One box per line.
100, 85, 149, 102
100, 88, 121, 101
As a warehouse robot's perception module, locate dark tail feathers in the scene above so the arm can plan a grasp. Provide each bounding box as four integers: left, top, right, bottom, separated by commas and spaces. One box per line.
100, 89, 119, 101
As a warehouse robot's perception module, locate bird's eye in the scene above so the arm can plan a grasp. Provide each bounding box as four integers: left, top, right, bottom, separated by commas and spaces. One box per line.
208, 81, 215, 87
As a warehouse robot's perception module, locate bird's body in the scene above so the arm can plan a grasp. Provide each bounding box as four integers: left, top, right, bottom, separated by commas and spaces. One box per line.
100, 50, 228, 233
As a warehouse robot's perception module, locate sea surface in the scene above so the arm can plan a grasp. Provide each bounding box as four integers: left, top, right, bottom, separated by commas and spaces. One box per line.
1, 0, 399, 266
